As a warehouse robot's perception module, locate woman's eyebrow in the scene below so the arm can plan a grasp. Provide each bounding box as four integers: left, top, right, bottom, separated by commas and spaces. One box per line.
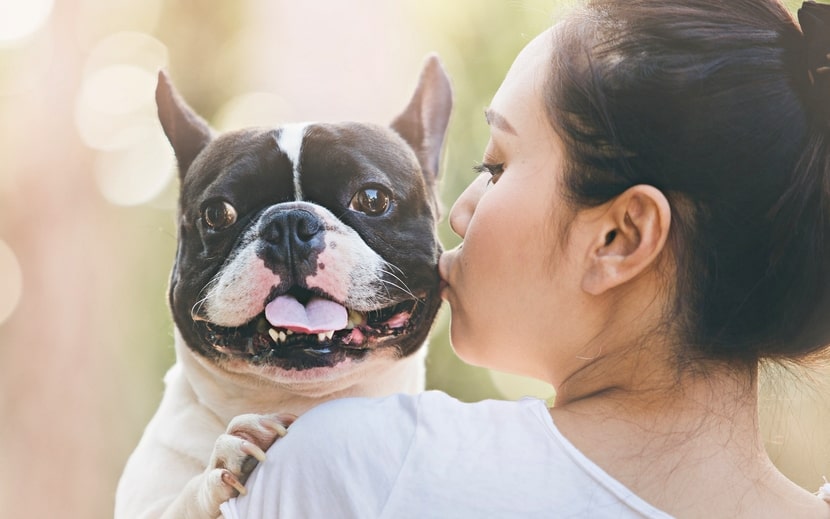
484, 108, 517, 135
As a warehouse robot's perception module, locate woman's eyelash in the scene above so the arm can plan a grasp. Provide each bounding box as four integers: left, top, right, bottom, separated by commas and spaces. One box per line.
473, 162, 505, 184
473, 162, 504, 175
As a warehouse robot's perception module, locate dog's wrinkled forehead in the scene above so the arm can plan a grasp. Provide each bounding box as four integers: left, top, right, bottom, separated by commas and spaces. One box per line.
299, 123, 425, 203
178, 128, 293, 214
180, 121, 424, 210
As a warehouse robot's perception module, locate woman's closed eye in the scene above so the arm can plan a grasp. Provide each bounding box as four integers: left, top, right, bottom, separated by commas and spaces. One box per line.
473, 162, 505, 185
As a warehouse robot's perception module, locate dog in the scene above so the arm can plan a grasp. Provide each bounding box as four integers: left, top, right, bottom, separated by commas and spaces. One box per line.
114, 56, 452, 518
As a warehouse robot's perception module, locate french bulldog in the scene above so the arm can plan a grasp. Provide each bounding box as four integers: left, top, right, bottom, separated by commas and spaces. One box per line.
114, 56, 452, 519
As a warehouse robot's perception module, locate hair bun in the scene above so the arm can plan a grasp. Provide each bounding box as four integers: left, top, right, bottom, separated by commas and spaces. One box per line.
799, 1, 830, 121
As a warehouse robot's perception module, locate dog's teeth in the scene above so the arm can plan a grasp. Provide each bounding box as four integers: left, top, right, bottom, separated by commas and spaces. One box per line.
324, 331, 334, 340
348, 309, 364, 326
317, 333, 326, 342
268, 329, 288, 344
285, 330, 293, 336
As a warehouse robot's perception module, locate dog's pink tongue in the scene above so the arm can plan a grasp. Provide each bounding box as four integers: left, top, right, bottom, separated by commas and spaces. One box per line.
264, 295, 348, 333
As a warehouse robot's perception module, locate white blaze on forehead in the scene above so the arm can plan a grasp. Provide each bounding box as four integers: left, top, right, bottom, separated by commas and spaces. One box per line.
275, 123, 312, 201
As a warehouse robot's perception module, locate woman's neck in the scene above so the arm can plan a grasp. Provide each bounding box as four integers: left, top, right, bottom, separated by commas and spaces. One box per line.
554, 351, 764, 467
549, 353, 828, 517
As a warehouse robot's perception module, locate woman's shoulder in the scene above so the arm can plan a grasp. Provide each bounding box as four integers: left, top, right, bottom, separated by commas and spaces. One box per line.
266, 391, 553, 495
276, 391, 549, 461
276, 392, 433, 456
284, 390, 449, 445
292, 390, 546, 435
290, 391, 423, 435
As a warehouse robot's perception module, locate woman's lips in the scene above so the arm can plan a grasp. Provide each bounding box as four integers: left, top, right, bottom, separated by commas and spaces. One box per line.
437, 247, 455, 282
438, 245, 462, 297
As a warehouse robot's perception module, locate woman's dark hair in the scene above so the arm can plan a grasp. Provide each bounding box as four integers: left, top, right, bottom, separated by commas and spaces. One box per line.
547, 0, 830, 364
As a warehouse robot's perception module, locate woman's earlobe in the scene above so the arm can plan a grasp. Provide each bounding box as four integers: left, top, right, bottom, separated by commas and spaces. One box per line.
581, 185, 671, 295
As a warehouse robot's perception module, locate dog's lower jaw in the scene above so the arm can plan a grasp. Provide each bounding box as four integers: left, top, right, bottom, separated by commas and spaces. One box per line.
178, 329, 428, 415
114, 329, 426, 519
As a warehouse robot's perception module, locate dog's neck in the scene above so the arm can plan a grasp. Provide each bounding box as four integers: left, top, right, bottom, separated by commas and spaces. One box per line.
173, 330, 426, 423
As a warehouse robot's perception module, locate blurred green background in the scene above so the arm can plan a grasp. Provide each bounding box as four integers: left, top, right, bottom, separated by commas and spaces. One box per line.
0, 0, 827, 517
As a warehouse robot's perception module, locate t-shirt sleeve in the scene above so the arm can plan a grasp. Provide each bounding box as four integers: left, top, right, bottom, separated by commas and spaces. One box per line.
220, 393, 420, 519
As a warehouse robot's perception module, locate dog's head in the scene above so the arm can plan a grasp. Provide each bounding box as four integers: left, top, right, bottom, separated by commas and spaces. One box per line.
157, 57, 451, 383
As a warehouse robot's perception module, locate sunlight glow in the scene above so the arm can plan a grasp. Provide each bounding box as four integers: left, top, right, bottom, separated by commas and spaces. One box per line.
0, 0, 54, 44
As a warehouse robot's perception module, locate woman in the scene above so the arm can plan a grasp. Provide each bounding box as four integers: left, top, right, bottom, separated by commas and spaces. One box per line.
222, 0, 830, 517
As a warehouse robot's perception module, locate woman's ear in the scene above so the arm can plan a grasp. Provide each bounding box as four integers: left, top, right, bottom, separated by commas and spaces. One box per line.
581, 185, 671, 295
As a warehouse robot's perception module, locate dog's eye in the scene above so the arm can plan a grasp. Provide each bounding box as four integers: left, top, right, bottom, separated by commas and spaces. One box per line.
350, 187, 392, 216
202, 200, 238, 230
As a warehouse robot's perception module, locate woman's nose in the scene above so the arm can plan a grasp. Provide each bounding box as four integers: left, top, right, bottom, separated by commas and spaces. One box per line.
449, 174, 489, 238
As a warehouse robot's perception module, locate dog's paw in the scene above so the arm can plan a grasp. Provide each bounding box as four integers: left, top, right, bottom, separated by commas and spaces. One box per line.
206, 413, 294, 501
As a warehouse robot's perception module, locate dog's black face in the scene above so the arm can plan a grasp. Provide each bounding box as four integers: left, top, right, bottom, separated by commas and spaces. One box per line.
157, 59, 452, 375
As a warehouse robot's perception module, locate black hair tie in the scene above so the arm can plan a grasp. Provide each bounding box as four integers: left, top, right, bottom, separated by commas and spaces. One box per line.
799, 1, 830, 120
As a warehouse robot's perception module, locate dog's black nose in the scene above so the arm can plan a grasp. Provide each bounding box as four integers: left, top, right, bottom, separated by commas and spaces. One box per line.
259, 209, 325, 266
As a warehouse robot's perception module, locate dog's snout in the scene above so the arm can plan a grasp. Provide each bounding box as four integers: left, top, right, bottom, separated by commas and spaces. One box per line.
259, 210, 325, 265
295, 213, 322, 242
261, 209, 323, 244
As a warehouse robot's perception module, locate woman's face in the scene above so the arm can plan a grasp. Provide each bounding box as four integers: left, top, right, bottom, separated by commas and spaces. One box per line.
439, 28, 598, 383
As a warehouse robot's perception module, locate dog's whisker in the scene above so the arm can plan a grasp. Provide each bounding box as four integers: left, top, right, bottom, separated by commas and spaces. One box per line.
381, 279, 416, 300
190, 299, 208, 320
379, 265, 418, 300
191, 274, 223, 320
379, 277, 418, 300
369, 268, 400, 301
383, 261, 406, 277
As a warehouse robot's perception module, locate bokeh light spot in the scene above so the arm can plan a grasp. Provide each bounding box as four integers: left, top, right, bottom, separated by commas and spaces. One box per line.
75, 0, 162, 50
0, 239, 23, 325
75, 64, 157, 150
0, 0, 53, 44
94, 119, 174, 206
82, 31, 167, 76
74, 32, 167, 151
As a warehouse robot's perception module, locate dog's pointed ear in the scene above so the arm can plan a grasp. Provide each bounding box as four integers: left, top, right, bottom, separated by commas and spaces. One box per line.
391, 54, 453, 185
156, 70, 214, 179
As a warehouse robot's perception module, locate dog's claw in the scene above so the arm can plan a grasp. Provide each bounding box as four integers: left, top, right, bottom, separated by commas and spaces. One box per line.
240, 440, 267, 462
262, 418, 290, 437
222, 470, 248, 496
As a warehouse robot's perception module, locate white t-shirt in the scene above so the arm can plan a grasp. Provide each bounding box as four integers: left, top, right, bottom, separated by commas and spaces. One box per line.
220, 391, 674, 519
